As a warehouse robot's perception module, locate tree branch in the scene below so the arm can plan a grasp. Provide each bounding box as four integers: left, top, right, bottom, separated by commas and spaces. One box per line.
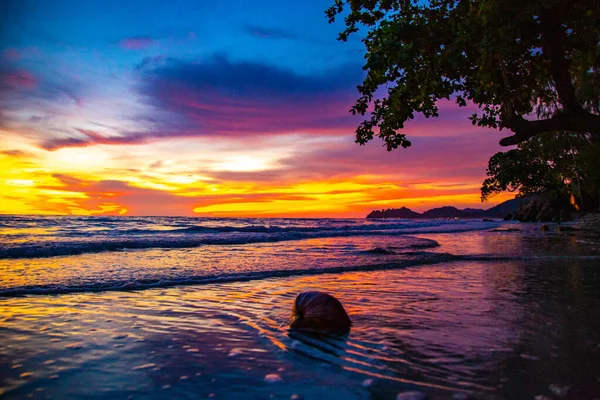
540, 12, 584, 114
499, 12, 598, 146
500, 111, 600, 146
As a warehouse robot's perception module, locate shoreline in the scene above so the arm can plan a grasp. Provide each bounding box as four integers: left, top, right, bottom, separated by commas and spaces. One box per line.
534, 212, 600, 238
574, 213, 600, 231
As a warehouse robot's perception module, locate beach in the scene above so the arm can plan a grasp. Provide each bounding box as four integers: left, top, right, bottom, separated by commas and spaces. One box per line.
3, 0, 599, 398
1, 216, 599, 399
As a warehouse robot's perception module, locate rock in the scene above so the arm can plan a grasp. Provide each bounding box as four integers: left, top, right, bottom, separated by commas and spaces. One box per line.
536, 200, 555, 222
559, 208, 573, 222
513, 196, 576, 223
290, 291, 351, 334
482, 218, 494, 222
515, 199, 539, 222
503, 213, 513, 221
540, 225, 550, 231
514, 197, 552, 222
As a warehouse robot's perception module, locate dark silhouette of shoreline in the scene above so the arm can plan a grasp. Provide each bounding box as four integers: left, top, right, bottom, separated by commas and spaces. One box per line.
367, 198, 529, 219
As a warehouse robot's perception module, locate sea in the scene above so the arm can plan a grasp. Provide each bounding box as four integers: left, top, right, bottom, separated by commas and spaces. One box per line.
0, 216, 599, 399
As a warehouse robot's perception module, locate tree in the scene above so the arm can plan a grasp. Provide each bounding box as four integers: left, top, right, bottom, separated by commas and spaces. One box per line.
326, 0, 600, 150
481, 131, 599, 211
578, 140, 600, 209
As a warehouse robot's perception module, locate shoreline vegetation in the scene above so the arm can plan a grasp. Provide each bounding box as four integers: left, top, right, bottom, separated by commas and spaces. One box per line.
368, 197, 600, 225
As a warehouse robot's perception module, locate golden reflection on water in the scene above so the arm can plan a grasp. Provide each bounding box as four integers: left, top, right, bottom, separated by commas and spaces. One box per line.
0, 235, 433, 290
0, 227, 55, 236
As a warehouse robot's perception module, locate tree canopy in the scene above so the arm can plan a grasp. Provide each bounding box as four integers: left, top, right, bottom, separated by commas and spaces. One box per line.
481, 132, 600, 211
326, 0, 600, 150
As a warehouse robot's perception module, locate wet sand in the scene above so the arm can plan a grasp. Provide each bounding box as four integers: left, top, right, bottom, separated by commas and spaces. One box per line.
2, 255, 599, 399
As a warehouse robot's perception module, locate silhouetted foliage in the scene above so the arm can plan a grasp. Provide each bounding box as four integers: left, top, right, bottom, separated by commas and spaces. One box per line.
481, 132, 600, 211
327, 0, 600, 150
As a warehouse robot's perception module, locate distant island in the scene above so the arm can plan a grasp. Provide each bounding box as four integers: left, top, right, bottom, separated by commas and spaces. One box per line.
367, 198, 529, 219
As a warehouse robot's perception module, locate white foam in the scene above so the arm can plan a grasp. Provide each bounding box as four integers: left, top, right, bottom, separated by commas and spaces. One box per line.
264, 373, 282, 383
396, 391, 426, 400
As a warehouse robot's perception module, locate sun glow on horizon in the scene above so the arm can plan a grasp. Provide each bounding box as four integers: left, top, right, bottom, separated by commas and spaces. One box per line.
0, 138, 512, 217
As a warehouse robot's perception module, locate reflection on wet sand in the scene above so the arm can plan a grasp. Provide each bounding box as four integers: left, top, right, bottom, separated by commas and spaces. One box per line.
1, 255, 599, 399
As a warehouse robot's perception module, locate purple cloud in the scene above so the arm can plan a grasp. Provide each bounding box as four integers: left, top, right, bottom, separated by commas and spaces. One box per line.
138, 54, 363, 135
36, 53, 495, 152
119, 36, 155, 50
243, 25, 299, 40
40, 129, 150, 151
0, 67, 37, 89
34, 55, 365, 150
0, 63, 84, 133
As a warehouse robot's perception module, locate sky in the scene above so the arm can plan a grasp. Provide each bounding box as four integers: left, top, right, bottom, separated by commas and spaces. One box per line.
0, 0, 514, 217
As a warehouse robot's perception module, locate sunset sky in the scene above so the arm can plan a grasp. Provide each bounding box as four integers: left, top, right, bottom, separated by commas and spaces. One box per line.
0, 0, 514, 217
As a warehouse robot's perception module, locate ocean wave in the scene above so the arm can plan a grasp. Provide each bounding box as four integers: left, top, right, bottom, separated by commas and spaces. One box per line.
0, 226, 487, 259
2, 218, 497, 238
0, 252, 457, 297
49, 221, 441, 236
3, 252, 599, 297
173, 222, 423, 233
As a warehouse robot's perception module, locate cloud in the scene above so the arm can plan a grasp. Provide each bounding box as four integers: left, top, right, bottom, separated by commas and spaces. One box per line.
275, 131, 502, 183
119, 36, 156, 50
42, 174, 197, 216
0, 128, 507, 217
40, 129, 149, 151
139, 54, 362, 133
49, 83, 82, 106
37, 174, 352, 216
37, 55, 363, 150
2, 47, 40, 61
6, 49, 493, 155
133, 55, 490, 145
1, 68, 37, 89
134, 55, 167, 72
0, 63, 81, 107
243, 25, 299, 40
0, 66, 38, 127
0, 69, 84, 136
0, 149, 31, 157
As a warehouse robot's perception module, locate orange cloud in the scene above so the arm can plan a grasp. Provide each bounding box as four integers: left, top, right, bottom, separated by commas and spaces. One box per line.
0, 120, 509, 217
